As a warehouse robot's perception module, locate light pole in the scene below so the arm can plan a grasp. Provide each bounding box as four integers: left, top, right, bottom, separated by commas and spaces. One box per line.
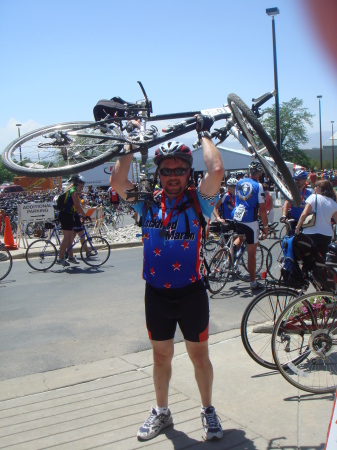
16, 123, 22, 166
332, 120, 335, 171
317, 96, 322, 170
266, 7, 281, 154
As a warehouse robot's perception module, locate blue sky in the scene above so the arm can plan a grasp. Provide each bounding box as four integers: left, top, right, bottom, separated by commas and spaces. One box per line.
1, 0, 336, 155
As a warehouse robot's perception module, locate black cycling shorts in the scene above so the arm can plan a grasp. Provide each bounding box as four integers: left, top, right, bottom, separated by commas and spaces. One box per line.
144, 280, 209, 342
58, 211, 75, 231
235, 222, 258, 245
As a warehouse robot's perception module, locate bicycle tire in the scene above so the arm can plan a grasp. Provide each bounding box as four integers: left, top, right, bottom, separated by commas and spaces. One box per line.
241, 287, 299, 370
112, 212, 124, 229
25, 239, 57, 271
236, 243, 265, 282
204, 238, 221, 264
2, 121, 123, 177
80, 235, 110, 267
227, 94, 301, 206
266, 240, 283, 281
272, 291, 337, 394
208, 247, 231, 294
278, 224, 287, 241
0, 246, 13, 281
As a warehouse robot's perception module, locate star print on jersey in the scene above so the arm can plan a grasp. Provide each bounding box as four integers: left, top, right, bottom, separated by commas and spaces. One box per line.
173, 261, 181, 271
136, 188, 217, 289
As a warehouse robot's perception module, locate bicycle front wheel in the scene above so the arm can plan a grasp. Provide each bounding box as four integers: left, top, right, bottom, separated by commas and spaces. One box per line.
26, 239, 57, 271
81, 235, 110, 267
0, 246, 13, 281
241, 287, 299, 370
2, 121, 123, 177
266, 240, 283, 282
207, 247, 231, 294
204, 238, 221, 264
227, 94, 301, 206
236, 243, 265, 282
272, 291, 337, 394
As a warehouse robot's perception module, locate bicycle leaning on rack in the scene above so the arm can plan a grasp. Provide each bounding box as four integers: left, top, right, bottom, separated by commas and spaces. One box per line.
0, 242, 13, 281
2, 82, 301, 208
207, 221, 268, 294
25, 219, 110, 271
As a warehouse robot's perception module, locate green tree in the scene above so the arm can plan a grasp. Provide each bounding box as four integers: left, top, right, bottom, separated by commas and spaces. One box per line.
0, 161, 15, 184
259, 98, 314, 167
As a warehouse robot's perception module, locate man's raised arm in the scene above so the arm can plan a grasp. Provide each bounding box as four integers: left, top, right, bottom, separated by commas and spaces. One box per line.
198, 136, 224, 197
109, 153, 135, 200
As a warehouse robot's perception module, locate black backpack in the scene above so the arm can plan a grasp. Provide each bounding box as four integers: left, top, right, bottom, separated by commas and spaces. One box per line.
53, 192, 68, 211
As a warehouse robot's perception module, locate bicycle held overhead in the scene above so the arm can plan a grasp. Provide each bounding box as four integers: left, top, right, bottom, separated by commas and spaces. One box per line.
2, 81, 301, 206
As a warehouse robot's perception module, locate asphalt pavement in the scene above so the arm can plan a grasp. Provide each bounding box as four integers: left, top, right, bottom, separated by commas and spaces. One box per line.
0, 208, 334, 449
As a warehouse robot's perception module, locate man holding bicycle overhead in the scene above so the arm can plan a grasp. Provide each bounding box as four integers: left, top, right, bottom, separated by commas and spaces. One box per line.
233, 161, 268, 292
110, 115, 224, 442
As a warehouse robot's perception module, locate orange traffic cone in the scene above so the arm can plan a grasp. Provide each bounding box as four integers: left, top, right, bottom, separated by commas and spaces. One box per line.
4, 216, 18, 250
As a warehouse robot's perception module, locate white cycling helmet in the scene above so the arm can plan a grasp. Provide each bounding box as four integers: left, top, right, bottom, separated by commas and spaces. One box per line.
69, 174, 85, 185
226, 177, 238, 186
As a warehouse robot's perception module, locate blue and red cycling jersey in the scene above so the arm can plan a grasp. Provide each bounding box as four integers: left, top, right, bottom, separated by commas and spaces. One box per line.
132, 188, 217, 289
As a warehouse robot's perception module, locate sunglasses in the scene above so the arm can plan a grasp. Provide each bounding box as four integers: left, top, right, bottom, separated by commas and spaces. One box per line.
159, 168, 189, 176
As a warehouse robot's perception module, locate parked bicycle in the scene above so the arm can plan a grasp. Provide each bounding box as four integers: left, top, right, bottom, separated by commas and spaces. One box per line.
241, 233, 337, 376
272, 289, 337, 394
207, 226, 268, 294
25, 220, 110, 270
0, 242, 13, 281
2, 82, 301, 207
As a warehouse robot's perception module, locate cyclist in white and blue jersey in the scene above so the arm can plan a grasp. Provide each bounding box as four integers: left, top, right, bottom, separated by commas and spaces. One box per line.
233, 162, 269, 291
213, 177, 237, 222
110, 115, 224, 442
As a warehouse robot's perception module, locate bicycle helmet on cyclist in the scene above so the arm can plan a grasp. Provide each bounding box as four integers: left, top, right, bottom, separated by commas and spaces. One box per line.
153, 141, 193, 167
293, 169, 308, 180
226, 177, 238, 186
236, 170, 245, 177
248, 161, 263, 172
68, 174, 85, 186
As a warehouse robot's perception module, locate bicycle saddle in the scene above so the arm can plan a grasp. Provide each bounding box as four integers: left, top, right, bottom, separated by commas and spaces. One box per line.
93, 98, 144, 122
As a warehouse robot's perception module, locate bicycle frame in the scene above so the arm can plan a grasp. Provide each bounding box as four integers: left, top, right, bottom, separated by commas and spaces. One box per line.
2, 82, 301, 206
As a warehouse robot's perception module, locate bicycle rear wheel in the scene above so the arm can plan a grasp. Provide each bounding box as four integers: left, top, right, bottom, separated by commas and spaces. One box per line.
81, 235, 110, 267
227, 94, 301, 206
241, 287, 298, 369
112, 212, 124, 229
0, 245, 13, 281
2, 121, 123, 177
207, 247, 231, 294
26, 239, 57, 271
266, 240, 283, 281
272, 292, 337, 393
